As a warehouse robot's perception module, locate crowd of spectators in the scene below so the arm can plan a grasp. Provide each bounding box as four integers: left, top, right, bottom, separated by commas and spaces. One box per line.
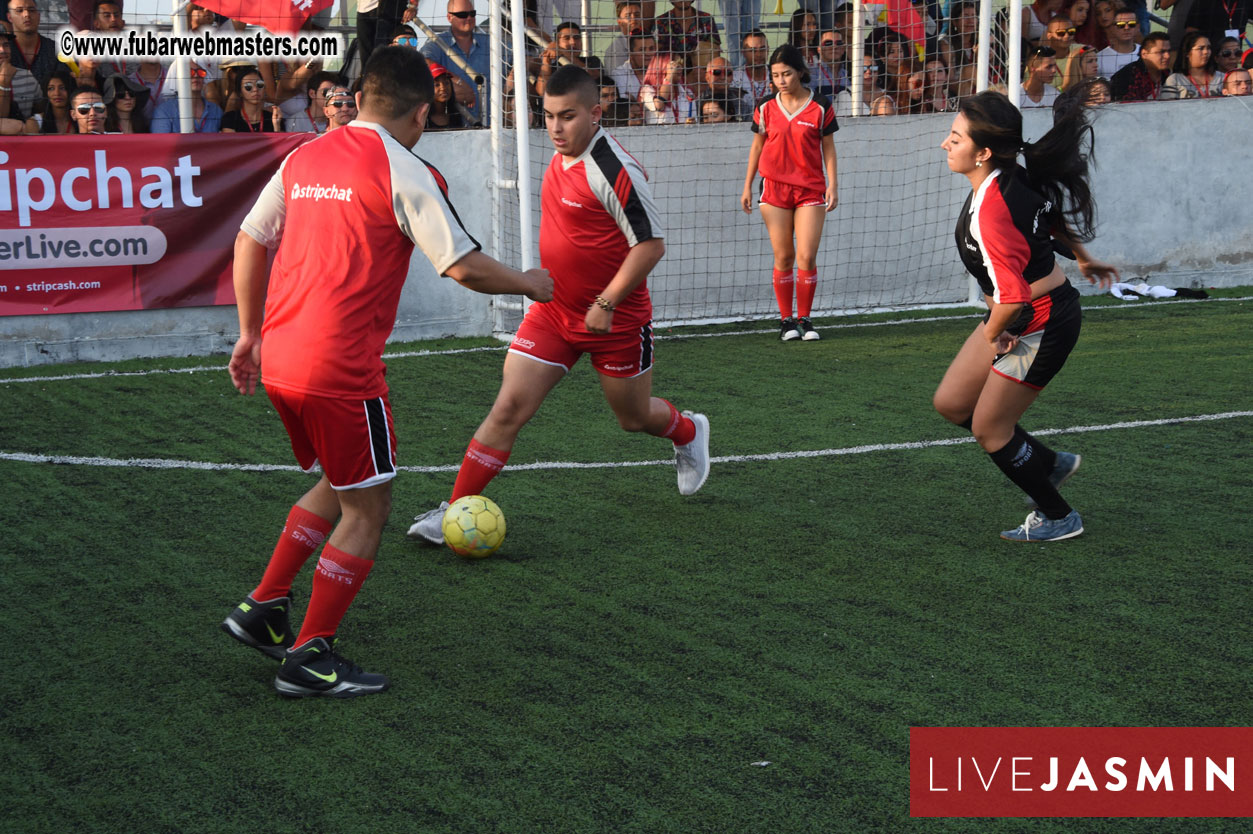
1, 0, 1249, 136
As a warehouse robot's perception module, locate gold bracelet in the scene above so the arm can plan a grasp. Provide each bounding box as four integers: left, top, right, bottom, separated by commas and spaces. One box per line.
594, 295, 615, 311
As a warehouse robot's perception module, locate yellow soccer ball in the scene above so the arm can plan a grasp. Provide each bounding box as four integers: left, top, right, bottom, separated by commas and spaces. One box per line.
441, 495, 506, 558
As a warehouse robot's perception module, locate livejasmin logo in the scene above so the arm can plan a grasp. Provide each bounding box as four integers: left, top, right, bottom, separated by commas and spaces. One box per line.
910, 727, 1253, 818
927, 754, 1235, 793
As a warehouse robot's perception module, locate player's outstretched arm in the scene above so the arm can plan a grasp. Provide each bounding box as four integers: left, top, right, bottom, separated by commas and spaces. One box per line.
1069, 240, 1120, 289
229, 231, 270, 396
445, 251, 554, 302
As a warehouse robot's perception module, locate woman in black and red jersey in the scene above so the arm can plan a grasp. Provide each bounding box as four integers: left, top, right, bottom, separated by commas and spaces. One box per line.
740, 44, 838, 342
934, 91, 1119, 543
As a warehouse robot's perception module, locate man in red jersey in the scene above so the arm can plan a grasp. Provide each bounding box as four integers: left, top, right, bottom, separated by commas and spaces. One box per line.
222, 47, 552, 699
408, 65, 710, 546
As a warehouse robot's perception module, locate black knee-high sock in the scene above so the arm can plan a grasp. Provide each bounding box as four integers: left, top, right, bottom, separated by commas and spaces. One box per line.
988, 430, 1072, 520
961, 417, 1057, 472
1016, 425, 1057, 472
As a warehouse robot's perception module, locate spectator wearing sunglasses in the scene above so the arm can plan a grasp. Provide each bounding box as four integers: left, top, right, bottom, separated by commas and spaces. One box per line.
356, 0, 410, 69
695, 56, 746, 120
69, 87, 106, 134
281, 71, 342, 134
811, 30, 849, 97
420, 0, 509, 124
1043, 16, 1080, 88
1163, 32, 1226, 99
151, 62, 223, 133
1109, 31, 1170, 100
1095, 8, 1140, 78
221, 66, 283, 133
322, 85, 358, 132
102, 73, 151, 133
1212, 37, 1241, 73
1021, 0, 1065, 48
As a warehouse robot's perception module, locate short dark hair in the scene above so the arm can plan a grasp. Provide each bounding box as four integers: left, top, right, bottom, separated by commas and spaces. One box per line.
1139, 32, 1169, 52
306, 70, 344, 96
555, 21, 580, 36
544, 64, 598, 105
628, 29, 655, 50
93, 0, 122, 13
360, 46, 433, 118
742, 28, 767, 48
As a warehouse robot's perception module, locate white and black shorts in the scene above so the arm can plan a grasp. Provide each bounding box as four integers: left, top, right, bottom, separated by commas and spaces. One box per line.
991, 281, 1082, 390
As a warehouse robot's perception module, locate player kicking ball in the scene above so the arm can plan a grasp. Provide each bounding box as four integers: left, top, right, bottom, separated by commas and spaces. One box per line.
409, 66, 710, 545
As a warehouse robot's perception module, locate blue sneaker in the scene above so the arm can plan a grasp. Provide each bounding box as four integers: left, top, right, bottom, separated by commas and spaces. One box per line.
1025, 452, 1082, 508
1001, 509, 1084, 542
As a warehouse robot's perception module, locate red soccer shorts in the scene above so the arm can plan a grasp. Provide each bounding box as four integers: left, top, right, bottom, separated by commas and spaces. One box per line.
266, 386, 397, 489
509, 300, 654, 378
760, 178, 826, 210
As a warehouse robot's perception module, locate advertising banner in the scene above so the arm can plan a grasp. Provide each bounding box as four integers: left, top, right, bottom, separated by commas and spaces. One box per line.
0, 134, 310, 317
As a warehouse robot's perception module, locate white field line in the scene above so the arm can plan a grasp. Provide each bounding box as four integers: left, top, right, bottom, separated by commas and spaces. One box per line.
2, 411, 1248, 475
1, 296, 1248, 386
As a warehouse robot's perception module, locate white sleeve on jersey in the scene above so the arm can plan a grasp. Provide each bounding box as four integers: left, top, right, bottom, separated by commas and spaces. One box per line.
385, 138, 479, 275
240, 162, 288, 249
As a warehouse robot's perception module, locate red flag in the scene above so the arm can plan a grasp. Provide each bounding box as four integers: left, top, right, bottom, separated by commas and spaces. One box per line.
885, 0, 927, 51
194, 0, 333, 35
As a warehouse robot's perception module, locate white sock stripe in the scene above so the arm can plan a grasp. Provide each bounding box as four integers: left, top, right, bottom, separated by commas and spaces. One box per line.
3, 411, 1248, 473
3, 296, 1247, 385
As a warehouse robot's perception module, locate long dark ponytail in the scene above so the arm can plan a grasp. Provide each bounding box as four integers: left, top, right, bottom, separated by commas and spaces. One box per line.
959, 90, 1097, 243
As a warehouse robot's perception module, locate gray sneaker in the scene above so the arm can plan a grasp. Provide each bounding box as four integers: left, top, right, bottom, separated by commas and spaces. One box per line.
674, 411, 710, 496
1000, 509, 1084, 542
407, 500, 449, 545
1025, 452, 1082, 507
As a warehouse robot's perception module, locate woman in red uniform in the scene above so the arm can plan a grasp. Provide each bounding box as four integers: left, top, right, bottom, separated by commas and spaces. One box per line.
740, 44, 839, 342
935, 91, 1119, 542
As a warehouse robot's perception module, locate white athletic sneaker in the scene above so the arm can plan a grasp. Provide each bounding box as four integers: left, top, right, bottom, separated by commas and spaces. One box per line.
674, 411, 710, 496
407, 501, 449, 545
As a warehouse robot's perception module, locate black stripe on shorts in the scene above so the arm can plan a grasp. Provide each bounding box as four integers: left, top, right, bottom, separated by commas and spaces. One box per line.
639, 324, 654, 373
364, 397, 394, 476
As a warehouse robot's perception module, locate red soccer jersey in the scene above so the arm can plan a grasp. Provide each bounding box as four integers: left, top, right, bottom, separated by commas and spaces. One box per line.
241, 122, 478, 398
751, 92, 838, 192
538, 128, 665, 329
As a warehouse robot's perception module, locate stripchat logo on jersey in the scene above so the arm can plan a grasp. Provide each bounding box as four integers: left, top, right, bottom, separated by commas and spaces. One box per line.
290, 182, 354, 203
